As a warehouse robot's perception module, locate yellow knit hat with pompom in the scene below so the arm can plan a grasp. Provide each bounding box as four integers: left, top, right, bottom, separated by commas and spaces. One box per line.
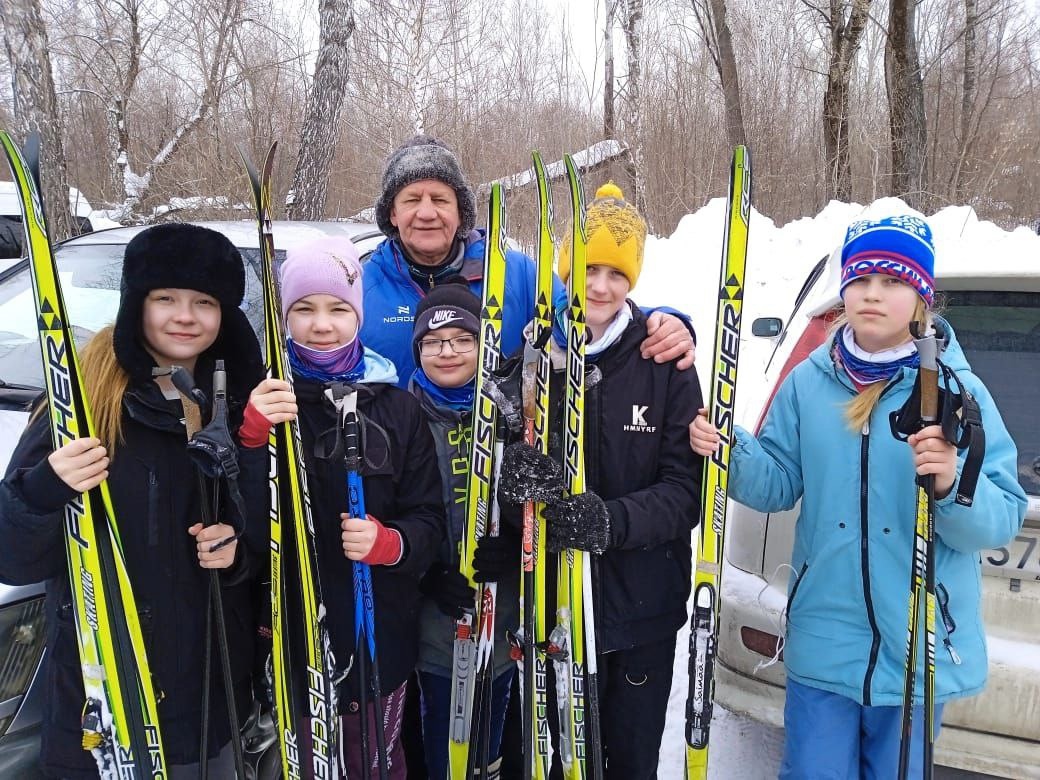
558, 181, 647, 289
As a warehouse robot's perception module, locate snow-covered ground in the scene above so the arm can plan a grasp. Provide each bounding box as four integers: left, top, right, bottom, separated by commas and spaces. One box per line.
633, 197, 1039, 779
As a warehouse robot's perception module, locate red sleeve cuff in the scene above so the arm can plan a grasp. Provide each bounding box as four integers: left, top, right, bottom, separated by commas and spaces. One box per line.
361, 516, 404, 566
239, 401, 272, 448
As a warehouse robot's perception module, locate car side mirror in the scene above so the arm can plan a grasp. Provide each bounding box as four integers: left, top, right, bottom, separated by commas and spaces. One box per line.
751, 317, 783, 338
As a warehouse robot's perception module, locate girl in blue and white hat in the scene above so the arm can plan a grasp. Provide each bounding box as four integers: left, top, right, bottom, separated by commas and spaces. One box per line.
690, 215, 1026, 777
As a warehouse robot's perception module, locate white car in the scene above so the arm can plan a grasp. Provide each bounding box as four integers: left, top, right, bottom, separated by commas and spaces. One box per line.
0, 183, 108, 271
717, 246, 1040, 777
0, 219, 384, 776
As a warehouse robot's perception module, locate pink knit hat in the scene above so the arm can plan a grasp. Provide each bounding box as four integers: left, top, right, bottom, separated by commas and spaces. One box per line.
279, 236, 364, 327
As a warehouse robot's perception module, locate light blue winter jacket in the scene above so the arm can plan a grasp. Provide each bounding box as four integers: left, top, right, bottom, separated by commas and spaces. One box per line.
730, 322, 1027, 706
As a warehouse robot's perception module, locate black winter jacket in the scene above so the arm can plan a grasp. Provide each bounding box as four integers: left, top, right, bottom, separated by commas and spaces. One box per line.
554, 303, 703, 653
293, 376, 444, 699
0, 380, 268, 777
411, 385, 521, 680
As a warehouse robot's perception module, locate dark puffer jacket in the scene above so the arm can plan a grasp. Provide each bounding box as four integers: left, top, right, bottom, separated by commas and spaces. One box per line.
292, 376, 444, 700
551, 303, 704, 652
0, 377, 268, 777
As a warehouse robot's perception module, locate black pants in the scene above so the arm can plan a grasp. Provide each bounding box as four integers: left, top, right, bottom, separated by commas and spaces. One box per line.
598, 636, 675, 779
513, 635, 675, 780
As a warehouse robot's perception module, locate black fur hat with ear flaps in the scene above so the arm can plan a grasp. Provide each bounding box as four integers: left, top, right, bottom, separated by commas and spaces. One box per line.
113, 223, 263, 405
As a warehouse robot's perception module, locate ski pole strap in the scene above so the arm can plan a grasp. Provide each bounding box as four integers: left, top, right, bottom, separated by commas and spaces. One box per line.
938, 362, 985, 506
161, 363, 249, 539
888, 360, 986, 507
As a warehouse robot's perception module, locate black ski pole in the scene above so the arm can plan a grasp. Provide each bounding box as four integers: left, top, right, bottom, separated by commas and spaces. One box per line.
168, 362, 247, 778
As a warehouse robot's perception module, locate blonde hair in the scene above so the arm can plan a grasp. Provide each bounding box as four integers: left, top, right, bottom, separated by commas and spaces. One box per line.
80, 326, 130, 452
836, 297, 932, 432
30, 327, 129, 455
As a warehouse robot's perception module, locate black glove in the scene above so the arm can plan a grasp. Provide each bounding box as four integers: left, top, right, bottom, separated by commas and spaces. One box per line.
497, 442, 564, 505
473, 530, 520, 583
419, 565, 475, 619
543, 492, 612, 554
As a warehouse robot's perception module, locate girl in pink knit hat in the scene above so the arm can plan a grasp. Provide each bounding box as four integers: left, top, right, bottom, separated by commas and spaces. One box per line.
243, 235, 445, 778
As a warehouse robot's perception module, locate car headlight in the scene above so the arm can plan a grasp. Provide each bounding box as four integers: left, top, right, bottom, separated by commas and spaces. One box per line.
0, 597, 45, 736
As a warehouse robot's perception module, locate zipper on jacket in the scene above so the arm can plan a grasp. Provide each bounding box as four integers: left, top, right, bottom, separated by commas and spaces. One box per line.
146, 470, 159, 548
784, 561, 809, 628
859, 419, 882, 705
936, 582, 962, 665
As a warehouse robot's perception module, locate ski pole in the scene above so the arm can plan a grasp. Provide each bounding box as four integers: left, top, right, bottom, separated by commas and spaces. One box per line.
898, 322, 940, 780
333, 384, 390, 780
175, 361, 247, 779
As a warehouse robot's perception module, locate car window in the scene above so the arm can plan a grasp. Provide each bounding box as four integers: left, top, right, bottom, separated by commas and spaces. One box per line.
943, 291, 1040, 496
0, 243, 277, 393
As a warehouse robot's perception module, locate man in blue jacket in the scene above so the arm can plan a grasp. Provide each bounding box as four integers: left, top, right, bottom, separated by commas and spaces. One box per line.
360, 135, 696, 384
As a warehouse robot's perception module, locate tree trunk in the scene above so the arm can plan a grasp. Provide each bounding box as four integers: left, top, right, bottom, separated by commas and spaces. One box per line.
951, 0, 978, 198
690, 0, 746, 150
1, 0, 75, 241
885, 0, 928, 209
288, 0, 356, 220
621, 0, 648, 218
709, 0, 746, 148
111, 1, 142, 209
822, 0, 871, 202
604, 0, 616, 139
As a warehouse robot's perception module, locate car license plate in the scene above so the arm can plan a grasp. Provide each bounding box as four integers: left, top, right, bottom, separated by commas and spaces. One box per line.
983, 527, 1040, 581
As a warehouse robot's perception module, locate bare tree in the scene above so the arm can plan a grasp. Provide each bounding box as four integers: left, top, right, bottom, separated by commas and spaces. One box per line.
52, 0, 248, 218
604, 0, 617, 139
287, 0, 355, 220
885, 0, 928, 208
619, 0, 648, 216
1, 0, 75, 240
949, 0, 978, 198
691, 0, 746, 148
805, 0, 871, 201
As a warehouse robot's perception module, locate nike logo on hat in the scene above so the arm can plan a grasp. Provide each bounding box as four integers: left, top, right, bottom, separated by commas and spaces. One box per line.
429, 309, 463, 329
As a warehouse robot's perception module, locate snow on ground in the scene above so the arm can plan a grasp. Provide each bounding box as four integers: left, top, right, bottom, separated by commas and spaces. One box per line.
632, 197, 1039, 778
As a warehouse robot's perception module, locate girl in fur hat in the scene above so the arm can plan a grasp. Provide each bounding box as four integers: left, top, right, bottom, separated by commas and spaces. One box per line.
244, 236, 444, 779
0, 223, 269, 778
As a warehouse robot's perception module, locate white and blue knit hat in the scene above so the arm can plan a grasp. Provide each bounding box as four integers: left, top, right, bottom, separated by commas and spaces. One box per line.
840, 215, 936, 306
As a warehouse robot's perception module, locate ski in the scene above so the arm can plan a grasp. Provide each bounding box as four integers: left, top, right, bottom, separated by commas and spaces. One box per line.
1, 130, 166, 777
685, 144, 752, 780
239, 143, 340, 780
515, 150, 555, 780
898, 323, 940, 779
553, 153, 603, 780
447, 182, 507, 779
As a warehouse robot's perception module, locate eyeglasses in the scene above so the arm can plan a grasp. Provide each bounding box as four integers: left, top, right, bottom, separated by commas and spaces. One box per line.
418, 334, 477, 356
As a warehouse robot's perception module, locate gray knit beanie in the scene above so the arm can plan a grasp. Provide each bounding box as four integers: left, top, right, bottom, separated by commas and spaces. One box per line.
374, 135, 476, 239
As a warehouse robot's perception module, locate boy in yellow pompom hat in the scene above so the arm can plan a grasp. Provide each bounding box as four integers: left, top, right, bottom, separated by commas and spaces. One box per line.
498, 182, 704, 777
558, 182, 650, 354
558, 181, 647, 289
